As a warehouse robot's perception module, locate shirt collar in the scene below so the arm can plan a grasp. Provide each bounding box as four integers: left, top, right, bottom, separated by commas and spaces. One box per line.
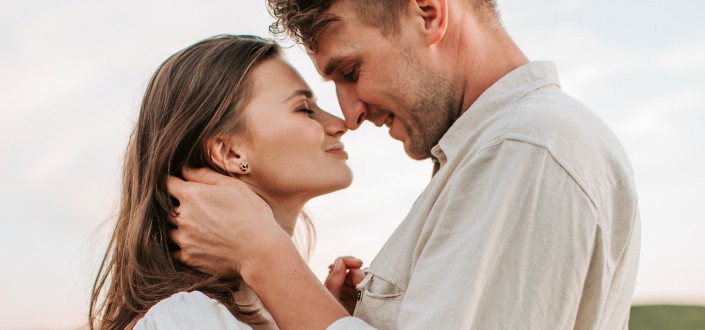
431, 61, 561, 168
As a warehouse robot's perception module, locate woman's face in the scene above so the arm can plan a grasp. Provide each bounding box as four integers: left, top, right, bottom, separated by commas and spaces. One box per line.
235, 56, 352, 202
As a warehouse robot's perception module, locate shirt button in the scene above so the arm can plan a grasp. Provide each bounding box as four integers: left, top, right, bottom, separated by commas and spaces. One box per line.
356, 290, 362, 301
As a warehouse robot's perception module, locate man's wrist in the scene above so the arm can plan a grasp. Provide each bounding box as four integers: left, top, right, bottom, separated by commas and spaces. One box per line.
239, 230, 299, 284
238, 234, 349, 329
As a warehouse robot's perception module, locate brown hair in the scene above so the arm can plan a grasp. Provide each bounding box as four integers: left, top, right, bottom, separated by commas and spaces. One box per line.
268, 0, 499, 53
89, 35, 308, 329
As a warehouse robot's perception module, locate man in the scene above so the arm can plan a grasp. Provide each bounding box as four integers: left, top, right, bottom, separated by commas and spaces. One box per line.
167, 0, 640, 328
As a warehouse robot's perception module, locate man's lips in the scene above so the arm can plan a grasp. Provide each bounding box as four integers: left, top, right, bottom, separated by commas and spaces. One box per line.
368, 109, 393, 128
369, 112, 402, 141
384, 114, 394, 128
387, 114, 406, 142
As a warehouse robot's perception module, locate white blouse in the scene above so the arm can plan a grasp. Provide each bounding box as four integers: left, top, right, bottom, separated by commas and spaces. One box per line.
134, 291, 252, 330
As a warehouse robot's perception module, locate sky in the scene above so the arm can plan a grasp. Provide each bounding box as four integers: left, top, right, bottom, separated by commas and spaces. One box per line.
1, 0, 704, 328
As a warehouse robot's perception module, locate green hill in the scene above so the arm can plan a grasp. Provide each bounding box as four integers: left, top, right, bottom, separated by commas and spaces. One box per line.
630, 305, 705, 330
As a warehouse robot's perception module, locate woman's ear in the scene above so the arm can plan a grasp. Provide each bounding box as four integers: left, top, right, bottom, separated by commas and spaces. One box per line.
409, 0, 448, 45
208, 135, 250, 175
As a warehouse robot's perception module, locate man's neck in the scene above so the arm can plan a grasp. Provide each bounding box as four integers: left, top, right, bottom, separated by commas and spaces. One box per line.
445, 4, 529, 113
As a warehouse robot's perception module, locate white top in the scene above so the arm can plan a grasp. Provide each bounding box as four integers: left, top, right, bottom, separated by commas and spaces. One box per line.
330, 61, 640, 329
133, 291, 253, 330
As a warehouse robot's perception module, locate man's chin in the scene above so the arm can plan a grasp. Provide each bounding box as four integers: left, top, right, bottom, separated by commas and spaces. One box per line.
403, 140, 432, 161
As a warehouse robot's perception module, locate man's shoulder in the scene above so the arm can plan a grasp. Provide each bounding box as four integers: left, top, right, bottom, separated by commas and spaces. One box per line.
452, 87, 601, 153
491, 88, 629, 172
507, 88, 601, 142
448, 86, 635, 203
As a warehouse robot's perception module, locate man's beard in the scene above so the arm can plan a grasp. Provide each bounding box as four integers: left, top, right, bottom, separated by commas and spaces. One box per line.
402, 73, 458, 160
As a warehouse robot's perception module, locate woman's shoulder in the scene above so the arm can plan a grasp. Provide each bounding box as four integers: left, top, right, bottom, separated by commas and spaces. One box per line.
133, 291, 252, 330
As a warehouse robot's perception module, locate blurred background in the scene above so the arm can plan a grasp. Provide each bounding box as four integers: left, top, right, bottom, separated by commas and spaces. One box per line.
1, 0, 703, 328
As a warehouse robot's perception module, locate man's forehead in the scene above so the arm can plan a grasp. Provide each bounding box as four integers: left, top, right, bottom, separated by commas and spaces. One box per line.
311, 21, 353, 76
309, 2, 376, 77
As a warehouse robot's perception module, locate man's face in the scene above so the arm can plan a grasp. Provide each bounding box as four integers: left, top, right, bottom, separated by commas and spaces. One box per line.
312, 2, 458, 160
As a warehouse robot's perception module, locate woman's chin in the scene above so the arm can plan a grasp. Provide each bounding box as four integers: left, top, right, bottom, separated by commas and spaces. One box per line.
339, 168, 354, 189
316, 174, 354, 196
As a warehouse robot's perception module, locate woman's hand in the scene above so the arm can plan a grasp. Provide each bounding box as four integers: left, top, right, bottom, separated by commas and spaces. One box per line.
324, 256, 365, 314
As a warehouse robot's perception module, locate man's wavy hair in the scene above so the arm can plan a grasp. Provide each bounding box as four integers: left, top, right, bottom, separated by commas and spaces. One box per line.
267, 0, 498, 54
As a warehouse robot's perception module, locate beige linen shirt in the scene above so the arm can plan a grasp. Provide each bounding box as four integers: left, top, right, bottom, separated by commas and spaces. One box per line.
330, 61, 640, 330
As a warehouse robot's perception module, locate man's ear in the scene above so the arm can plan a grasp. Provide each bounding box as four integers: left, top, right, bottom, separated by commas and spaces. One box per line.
208, 135, 250, 175
410, 0, 448, 45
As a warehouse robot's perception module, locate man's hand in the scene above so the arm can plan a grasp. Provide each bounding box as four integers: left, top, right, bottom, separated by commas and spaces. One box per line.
324, 256, 365, 314
168, 168, 350, 329
166, 167, 289, 277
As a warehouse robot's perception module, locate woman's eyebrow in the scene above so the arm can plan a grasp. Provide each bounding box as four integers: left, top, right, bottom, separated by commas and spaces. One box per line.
285, 89, 314, 102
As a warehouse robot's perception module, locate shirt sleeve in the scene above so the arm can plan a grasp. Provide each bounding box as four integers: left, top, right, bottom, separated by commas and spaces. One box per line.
133, 291, 253, 330
326, 316, 378, 330
397, 140, 598, 329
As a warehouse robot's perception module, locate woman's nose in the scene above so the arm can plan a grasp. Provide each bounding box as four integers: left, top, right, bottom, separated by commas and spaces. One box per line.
324, 114, 348, 137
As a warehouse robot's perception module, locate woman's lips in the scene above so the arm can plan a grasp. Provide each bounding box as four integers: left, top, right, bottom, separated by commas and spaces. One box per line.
326, 149, 348, 159
328, 149, 348, 159
326, 144, 348, 159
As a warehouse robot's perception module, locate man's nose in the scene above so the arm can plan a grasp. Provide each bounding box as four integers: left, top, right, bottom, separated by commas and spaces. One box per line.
336, 84, 367, 130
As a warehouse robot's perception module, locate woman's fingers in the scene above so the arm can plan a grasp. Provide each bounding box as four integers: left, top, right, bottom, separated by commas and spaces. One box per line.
324, 258, 347, 298
346, 268, 366, 287
341, 256, 363, 269
326, 256, 363, 275
323, 257, 365, 314
324, 256, 365, 298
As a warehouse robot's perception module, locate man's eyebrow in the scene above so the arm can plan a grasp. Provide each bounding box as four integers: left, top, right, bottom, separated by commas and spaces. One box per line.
285, 89, 314, 102
323, 56, 345, 78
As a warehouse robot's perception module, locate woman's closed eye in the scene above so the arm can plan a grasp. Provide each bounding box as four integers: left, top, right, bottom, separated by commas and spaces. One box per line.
297, 100, 315, 117
298, 107, 315, 117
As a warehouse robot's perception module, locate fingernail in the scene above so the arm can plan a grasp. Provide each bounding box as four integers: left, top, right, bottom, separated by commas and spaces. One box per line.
334, 259, 343, 273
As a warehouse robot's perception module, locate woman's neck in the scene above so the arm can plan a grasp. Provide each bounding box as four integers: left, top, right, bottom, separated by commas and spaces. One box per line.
268, 202, 302, 236
239, 179, 307, 236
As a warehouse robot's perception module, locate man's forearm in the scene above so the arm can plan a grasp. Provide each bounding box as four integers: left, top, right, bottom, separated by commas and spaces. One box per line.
241, 238, 348, 330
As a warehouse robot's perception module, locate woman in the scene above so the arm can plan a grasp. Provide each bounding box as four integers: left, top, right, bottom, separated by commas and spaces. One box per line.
89, 35, 357, 329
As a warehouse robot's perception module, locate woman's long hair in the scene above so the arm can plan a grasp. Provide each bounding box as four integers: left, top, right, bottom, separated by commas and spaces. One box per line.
89, 35, 312, 330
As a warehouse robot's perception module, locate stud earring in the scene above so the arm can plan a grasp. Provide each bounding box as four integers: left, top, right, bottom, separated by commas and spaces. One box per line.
239, 161, 249, 173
